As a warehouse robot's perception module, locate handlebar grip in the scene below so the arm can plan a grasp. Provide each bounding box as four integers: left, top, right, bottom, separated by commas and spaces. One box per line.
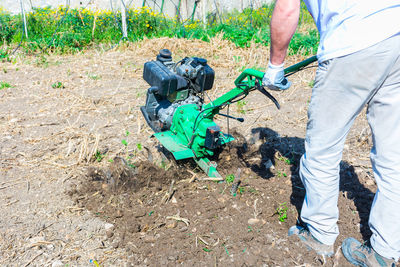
234, 69, 265, 86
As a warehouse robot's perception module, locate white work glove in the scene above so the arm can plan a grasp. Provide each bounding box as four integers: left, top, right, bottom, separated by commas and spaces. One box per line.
262, 61, 291, 91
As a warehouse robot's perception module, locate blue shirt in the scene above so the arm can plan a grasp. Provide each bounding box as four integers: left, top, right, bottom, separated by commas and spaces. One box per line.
303, 0, 400, 62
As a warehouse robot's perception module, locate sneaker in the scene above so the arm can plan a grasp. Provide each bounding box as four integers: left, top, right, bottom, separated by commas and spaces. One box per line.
288, 225, 334, 256
342, 237, 395, 267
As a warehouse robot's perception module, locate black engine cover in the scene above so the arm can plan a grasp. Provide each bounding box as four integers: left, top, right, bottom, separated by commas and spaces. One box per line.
143, 61, 178, 97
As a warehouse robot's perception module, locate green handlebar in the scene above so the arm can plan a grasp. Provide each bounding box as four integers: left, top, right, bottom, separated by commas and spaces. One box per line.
234, 55, 318, 86
234, 68, 264, 87
284, 55, 317, 75
206, 55, 318, 112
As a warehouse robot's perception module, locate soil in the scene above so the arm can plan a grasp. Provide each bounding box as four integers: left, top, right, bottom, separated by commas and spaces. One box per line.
1, 37, 398, 266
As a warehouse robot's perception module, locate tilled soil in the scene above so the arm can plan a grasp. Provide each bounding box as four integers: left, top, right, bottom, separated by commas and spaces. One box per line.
1, 37, 398, 266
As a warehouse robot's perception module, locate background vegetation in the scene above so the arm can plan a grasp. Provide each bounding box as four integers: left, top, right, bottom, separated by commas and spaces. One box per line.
0, 3, 318, 56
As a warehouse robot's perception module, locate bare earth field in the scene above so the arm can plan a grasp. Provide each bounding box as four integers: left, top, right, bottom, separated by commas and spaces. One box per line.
1, 37, 398, 267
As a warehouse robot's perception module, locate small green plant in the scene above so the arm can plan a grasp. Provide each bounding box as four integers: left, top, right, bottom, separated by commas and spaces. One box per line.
277, 171, 287, 178
120, 134, 137, 168
225, 174, 235, 183
238, 186, 245, 194
160, 159, 168, 170
233, 55, 241, 63
276, 202, 288, 222
0, 81, 12, 90
277, 154, 293, 165
94, 150, 105, 162
236, 100, 247, 114
127, 161, 135, 168
0, 49, 11, 62
87, 73, 101, 80
136, 143, 142, 151
248, 187, 257, 194
51, 81, 64, 88
309, 80, 315, 88
35, 55, 49, 68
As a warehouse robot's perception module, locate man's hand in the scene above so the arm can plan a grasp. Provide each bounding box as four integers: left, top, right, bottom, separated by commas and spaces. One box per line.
262, 61, 291, 91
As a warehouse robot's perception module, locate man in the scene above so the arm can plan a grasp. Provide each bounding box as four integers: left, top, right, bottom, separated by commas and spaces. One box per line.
262, 0, 400, 266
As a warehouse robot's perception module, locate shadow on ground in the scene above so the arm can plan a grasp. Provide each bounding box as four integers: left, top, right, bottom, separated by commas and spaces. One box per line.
241, 127, 374, 241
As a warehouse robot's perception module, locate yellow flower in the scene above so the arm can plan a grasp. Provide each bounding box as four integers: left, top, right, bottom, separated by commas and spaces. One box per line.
146, 24, 150, 27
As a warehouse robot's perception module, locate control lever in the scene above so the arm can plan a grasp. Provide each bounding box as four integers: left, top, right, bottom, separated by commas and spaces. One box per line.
218, 113, 244, 122
255, 79, 280, 110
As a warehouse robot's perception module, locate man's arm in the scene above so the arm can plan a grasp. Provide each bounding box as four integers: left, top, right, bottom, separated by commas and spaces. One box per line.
262, 0, 300, 91
270, 0, 300, 65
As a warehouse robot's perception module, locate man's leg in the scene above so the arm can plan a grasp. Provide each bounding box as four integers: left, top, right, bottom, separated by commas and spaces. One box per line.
341, 34, 400, 266
366, 48, 400, 261
298, 35, 400, 246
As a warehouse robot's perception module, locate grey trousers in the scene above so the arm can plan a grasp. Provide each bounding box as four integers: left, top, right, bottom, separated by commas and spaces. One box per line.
299, 33, 400, 260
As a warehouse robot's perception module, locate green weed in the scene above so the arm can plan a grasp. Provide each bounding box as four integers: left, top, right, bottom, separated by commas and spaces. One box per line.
94, 150, 105, 162
236, 100, 247, 114
225, 174, 235, 183
87, 73, 101, 80
160, 160, 168, 170
0, 5, 317, 55
276, 202, 288, 222
136, 143, 142, 151
51, 81, 64, 88
121, 139, 128, 146
277, 171, 287, 178
0, 49, 11, 62
34, 56, 49, 68
0, 81, 13, 89
248, 187, 258, 194
238, 186, 245, 194
277, 154, 293, 165
233, 55, 241, 63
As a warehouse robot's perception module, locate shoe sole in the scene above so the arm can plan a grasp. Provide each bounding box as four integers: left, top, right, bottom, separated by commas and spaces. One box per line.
289, 225, 334, 257
341, 238, 368, 267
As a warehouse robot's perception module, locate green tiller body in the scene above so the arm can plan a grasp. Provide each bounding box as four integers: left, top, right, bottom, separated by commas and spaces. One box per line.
141, 49, 317, 177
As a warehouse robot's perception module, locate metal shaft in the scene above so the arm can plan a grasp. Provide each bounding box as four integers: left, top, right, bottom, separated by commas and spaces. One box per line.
284, 55, 318, 76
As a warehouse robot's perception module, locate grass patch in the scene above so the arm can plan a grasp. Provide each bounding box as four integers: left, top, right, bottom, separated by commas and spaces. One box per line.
0, 4, 318, 56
